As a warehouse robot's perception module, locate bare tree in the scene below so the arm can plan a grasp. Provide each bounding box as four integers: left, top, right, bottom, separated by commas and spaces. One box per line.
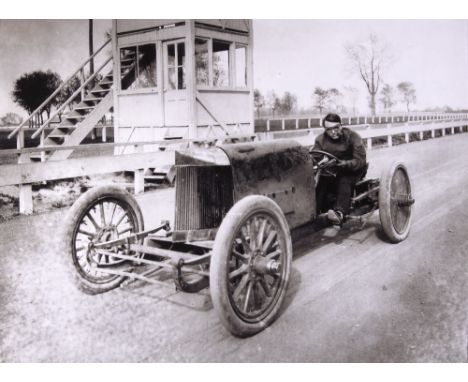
397, 81, 417, 112
0, 112, 23, 126
266, 90, 280, 116
279, 91, 297, 115
313, 87, 330, 115
379, 83, 396, 113
328, 88, 343, 112
254, 89, 265, 118
344, 34, 392, 116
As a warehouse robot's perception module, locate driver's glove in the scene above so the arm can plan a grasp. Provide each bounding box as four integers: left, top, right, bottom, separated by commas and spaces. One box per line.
337, 160, 351, 169
318, 157, 330, 165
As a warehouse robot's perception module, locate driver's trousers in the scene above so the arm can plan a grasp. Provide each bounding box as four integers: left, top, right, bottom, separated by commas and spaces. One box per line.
316, 172, 360, 215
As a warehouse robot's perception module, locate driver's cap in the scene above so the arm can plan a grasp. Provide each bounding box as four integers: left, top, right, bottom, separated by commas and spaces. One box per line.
322, 113, 341, 128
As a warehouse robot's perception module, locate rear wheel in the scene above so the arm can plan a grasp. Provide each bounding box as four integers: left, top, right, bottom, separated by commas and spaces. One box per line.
379, 161, 414, 243
61, 185, 144, 294
210, 195, 292, 337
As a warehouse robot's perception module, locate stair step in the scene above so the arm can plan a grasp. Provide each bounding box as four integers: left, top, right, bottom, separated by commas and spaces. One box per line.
99, 79, 113, 86
66, 115, 86, 121
48, 134, 66, 139
75, 105, 95, 110
145, 175, 166, 181
83, 96, 103, 103
120, 57, 135, 64
57, 124, 77, 130
57, 119, 76, 129
91, 88, 110, 95
59, 120, 78, 128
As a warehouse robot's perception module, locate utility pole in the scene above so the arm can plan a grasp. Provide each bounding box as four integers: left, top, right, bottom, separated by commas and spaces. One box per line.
89, 19, 94, 75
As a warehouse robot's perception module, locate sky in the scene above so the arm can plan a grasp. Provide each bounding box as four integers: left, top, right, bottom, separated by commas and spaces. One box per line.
1, 18, 467, 118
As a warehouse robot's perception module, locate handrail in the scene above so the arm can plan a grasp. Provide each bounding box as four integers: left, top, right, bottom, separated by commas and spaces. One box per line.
8, 38, 112, 140
31, 57, 112, 139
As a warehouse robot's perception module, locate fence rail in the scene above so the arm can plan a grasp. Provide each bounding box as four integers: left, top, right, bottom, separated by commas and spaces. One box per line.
254, 113, 468, 133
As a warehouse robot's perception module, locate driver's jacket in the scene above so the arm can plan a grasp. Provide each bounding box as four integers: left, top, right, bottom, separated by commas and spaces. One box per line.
312, 127, 367, 173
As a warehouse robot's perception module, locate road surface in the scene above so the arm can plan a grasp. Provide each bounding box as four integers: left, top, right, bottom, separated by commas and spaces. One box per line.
1, 133, 467, 362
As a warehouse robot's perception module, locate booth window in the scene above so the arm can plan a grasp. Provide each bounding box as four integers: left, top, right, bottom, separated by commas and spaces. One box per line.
120, 44, 157, 90
166, 41, 186, 90
195, 38, 209, 86
213, 40, 230, 87
235, 45, 247, 87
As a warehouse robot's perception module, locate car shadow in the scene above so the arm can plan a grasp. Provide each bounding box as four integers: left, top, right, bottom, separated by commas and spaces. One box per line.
291, 214, 382, 260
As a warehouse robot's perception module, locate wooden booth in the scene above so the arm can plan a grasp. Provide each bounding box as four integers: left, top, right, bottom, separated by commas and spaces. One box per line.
111, 19, 254, 148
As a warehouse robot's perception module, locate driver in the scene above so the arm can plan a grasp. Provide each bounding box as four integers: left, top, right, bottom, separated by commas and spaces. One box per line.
311, 113, 367, 227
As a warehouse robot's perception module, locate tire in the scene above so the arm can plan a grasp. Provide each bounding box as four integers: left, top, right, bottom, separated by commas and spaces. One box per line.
61, 185, 144, 295
379, 161, 414, 243
210, 195, 292, 337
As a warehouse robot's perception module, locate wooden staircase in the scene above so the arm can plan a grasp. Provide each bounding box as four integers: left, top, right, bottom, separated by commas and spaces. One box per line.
9, 38, 117, 162
34, 72, 114, 161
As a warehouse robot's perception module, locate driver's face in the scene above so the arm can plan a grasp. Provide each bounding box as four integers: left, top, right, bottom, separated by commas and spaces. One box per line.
325, 123, 342, 140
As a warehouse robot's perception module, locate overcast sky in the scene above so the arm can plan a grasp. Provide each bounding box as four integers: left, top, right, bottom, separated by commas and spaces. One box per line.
1, 19, 467, 118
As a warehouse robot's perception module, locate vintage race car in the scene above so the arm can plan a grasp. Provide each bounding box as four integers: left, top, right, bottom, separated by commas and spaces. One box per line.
61, 139, 414, 337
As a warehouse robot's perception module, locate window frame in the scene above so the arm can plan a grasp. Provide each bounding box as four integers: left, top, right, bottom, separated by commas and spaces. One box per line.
195, 37, 248, 91
118, 42, 158, 94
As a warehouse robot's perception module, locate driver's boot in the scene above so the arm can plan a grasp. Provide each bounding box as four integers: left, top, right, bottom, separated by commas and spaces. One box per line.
327, 209, 344, 228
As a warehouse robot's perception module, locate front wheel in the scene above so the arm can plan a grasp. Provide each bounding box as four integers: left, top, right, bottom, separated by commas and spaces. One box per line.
210, 195, 292, 337
61, 185, 144, 295
379, 161, 414, 243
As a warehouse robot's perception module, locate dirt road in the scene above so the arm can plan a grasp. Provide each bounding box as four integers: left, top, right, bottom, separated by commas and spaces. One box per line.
1, 134, 467, 362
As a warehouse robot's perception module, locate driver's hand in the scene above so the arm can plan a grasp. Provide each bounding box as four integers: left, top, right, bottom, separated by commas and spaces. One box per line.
318, 157, 329, 165
337, 160, 350, 168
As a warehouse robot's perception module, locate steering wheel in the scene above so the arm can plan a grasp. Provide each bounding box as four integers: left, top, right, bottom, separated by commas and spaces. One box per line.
309, 149, 340, 170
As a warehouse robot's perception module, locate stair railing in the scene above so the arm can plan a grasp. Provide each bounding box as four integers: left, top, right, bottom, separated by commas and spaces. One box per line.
8, 38, 112, 144
31, 56, 113, 140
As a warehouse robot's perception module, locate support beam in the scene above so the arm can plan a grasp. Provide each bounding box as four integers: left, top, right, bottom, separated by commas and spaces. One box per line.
186, 20, 197, 140
19, 184, 33, 215
134, 169, 144, 195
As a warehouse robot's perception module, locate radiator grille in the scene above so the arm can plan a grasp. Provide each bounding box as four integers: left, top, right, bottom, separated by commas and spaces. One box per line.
175, 166, 234, 231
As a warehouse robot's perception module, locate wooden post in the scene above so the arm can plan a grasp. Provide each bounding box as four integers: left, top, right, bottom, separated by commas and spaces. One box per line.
40, 130, 46, 162
405, 132, 409, 143
247, 20, 255, 135
102, 125, 107, 142
442, 128, 445, 136
387, 135, 392, 147
17, 128, 33, 215
282, 119, 285, 130
186, 20, 197, 140
112, 20, 120, 153
451, 126, 455, 134
295, 118, 299, 129
431, 129, 435, 138
80, 68, 86, 100
267, 119, 270, 131
367, 138, 372, 150
133, 144, 144, 195
419, 131, 423, 140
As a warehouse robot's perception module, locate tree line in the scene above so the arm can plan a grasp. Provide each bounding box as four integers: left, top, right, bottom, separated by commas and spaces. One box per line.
255, 33, 421, 118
